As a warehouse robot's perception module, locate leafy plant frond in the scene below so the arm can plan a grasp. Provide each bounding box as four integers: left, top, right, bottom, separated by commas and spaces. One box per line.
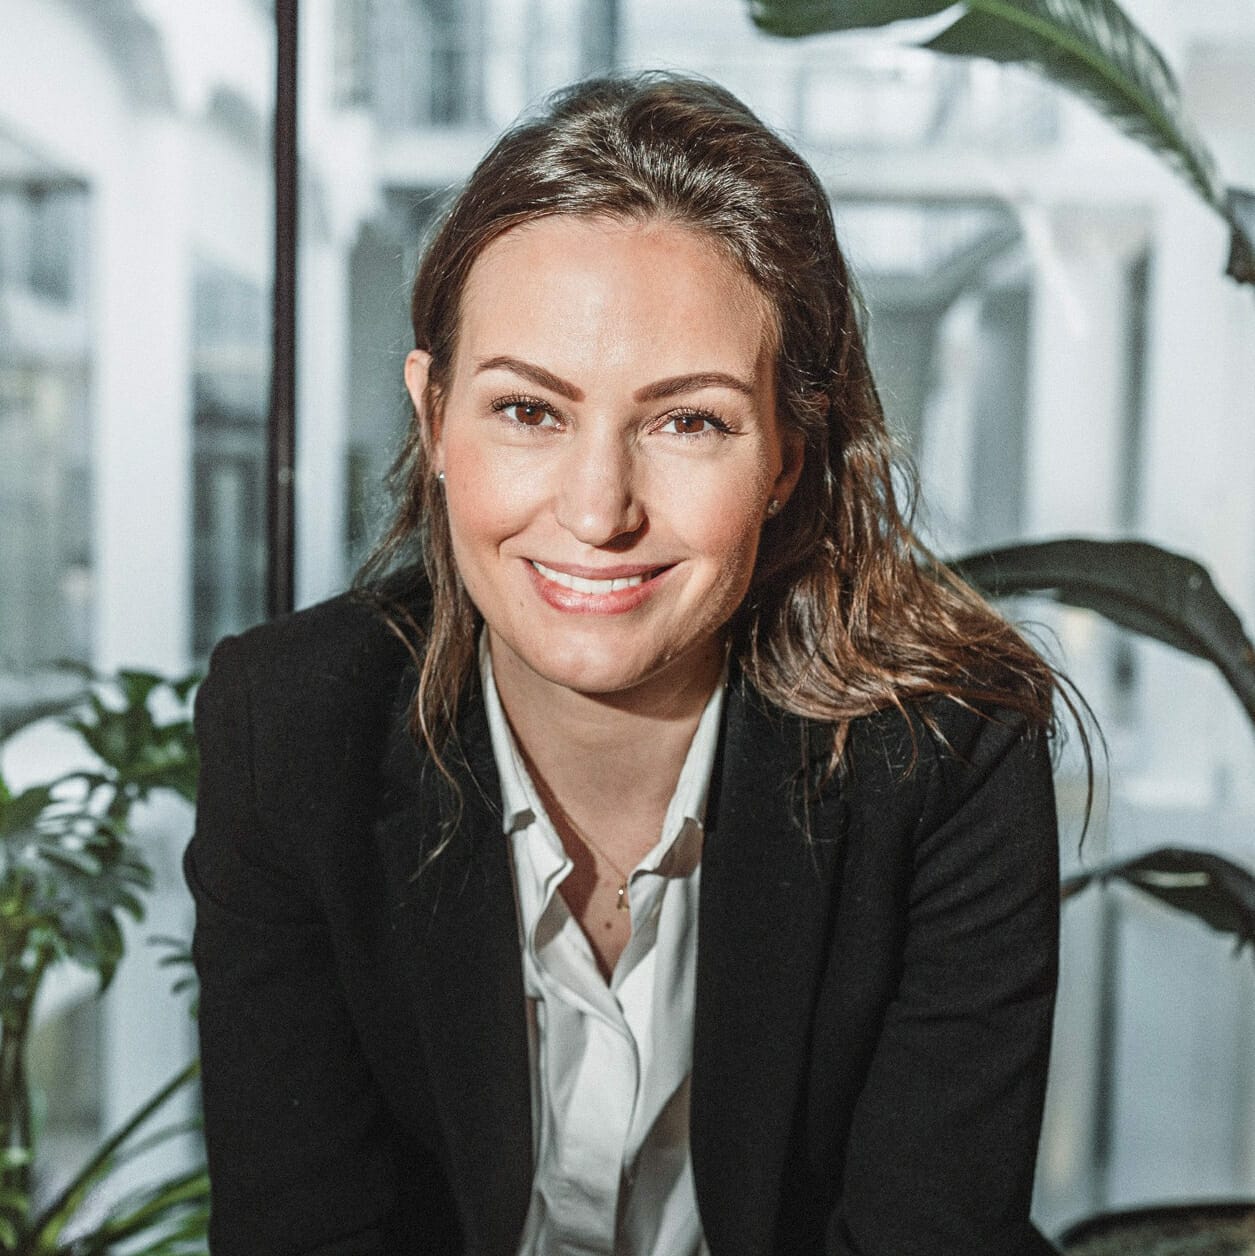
952, 538, 1255, 729
0, 666, 203, 1253
30, 1060, 201, 1251
928, 0, 1222, 204
751, 0, 951, 34
105, 1117, 204, 1173
57, 670, 201, 804
748, 0, 1255, 286
1064, 847, 1255, 951
1227, 188, 1255, 286
116, 671, 167, 709
147, 936, 200, 1012
0, 787, 57, 839
63, 1165, 208, 1256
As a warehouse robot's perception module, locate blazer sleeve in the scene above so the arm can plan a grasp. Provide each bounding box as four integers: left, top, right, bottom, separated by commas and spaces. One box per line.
828, 709, 1061, 1256
185, 634, 400, 1256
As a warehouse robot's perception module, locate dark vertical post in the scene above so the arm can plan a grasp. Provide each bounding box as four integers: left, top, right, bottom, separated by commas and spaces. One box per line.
268, 0, 299, 618
1090, 892, 1120, 1209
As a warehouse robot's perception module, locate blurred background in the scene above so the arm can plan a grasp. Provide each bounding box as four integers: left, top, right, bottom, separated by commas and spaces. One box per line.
1, 0, 1254, 1239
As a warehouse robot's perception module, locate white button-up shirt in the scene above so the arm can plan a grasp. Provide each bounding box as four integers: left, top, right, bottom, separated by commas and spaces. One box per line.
479, 643, 721, 1256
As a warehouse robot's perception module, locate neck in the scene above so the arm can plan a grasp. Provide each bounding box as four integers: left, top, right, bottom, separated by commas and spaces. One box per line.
488, 637, 723, 826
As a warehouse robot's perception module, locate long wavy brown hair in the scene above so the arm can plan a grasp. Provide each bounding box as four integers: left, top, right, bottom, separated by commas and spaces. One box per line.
359, 71, 1062, 774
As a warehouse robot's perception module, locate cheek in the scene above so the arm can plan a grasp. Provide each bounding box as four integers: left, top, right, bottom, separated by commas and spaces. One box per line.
442, 439, 537, 546
710, 518, 765, 596
671, 456, 775, 547
683, 488, 770, 603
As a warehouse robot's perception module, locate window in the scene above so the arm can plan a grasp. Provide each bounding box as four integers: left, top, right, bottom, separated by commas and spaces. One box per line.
333, 0, 374, 108
0, 179, 91, 713
370, 0, 486, 129
191, 262, 268, 657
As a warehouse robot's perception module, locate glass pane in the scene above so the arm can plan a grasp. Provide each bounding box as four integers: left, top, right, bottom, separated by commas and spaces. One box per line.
0, 175, 92, 724
192, 259, 269, 655
0, 0, 275, 1213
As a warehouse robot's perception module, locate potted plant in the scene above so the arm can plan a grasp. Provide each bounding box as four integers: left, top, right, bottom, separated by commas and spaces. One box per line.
0, 668, 207, 1254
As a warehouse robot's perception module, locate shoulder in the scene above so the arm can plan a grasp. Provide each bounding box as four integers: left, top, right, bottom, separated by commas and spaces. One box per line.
838, 693, 1055, 841
209, 568, 428, 689
197, 569, 430, 755
846, 688, 1051, 775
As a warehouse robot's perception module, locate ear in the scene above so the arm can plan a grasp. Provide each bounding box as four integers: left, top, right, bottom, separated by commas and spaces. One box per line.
403, 350, 441, 468
771, 425, 806, 510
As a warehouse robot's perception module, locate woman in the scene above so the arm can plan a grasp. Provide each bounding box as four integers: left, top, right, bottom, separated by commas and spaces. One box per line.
186, 73, 1063, 1255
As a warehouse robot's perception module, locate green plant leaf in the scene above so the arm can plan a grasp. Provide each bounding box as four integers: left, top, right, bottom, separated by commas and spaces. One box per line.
38, 847, 103, 879
61, 682, 199, 807
83, 1167, 210, 1251
1228, 188, 1255, 286
0, 665, 203, 1256
1063, 846, 1255, 949
117, 671, 165, 709
926, 1, 1223, 204
0, 786, 55, 838
171, 672, 203, 702
148, 936, 200, 1011
751, 0, 951, 34
952, 538, 1255, 728
30, 1060, 200, 1251
106, 1117, 204, 1172
5, 806, 155, 994
749, 0, 1254, 286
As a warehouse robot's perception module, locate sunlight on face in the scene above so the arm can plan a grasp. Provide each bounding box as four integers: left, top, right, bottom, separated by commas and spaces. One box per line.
404, 215, 803, 712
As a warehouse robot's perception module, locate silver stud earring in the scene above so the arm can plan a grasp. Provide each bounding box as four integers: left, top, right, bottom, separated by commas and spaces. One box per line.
766, 498, 781, 517
436, 471, 446, 484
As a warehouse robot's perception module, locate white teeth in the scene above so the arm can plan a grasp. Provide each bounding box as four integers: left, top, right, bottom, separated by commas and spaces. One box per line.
532, 561, 651, 594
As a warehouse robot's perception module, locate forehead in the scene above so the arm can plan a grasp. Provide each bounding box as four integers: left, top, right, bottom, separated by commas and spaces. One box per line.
454, 215, 776, 379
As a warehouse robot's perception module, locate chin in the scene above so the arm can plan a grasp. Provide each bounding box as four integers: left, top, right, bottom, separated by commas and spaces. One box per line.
491, 625, 679, 697
527, 647, 656, 697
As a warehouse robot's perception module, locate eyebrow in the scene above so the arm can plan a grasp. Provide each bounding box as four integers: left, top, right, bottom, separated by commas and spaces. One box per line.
475, 356, 583, 400
636, 372, 756, 402
474, 356, 756, 403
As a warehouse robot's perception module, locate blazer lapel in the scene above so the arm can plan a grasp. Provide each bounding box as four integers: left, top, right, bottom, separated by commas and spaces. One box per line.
692, 681, 845, 1255
375, 673, 534, 1256
372, 662, 844, 1254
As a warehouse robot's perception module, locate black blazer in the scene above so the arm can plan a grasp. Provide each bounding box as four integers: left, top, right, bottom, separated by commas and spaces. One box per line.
185, 585, 1061, 1256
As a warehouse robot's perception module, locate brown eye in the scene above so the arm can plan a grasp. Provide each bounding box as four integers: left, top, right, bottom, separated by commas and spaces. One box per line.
499, 400, 558, 428
660, 411, 729, 437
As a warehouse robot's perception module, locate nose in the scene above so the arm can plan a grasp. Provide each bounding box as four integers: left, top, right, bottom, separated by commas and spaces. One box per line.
553, 428, 645, 546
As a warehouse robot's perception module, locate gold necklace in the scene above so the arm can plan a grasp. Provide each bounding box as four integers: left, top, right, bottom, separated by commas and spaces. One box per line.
539, 788, 633, 912
563, 815, 633, 912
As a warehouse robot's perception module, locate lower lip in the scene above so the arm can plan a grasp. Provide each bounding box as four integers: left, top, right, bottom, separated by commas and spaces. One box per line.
525, 562, 672, 614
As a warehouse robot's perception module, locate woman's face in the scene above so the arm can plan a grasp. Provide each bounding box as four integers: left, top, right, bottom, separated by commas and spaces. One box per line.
405, 214, 802, 710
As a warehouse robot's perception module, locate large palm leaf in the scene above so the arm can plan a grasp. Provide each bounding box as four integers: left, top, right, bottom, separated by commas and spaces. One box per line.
952, 538, 1255, 729
1061, 846, 1255, 949
749, 0, 1255, 285
953, 539, 1255, 943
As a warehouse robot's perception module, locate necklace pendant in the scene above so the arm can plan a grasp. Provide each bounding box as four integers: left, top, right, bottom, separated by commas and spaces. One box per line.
616, 883, 629, 912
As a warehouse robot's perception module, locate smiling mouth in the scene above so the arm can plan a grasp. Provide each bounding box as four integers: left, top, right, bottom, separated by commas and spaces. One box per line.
529, 560, 665, 595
